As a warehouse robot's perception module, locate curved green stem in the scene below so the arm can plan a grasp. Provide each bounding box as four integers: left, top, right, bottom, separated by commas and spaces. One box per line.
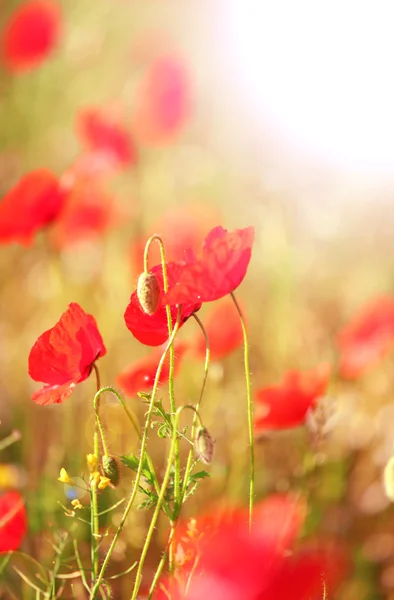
91, 364, 101, 582
181, 313, 211, 502
230, 292, 254, 531
90, 309, 181, 599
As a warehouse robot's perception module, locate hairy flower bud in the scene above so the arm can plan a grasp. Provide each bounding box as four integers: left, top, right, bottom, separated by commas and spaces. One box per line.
102, 455, 120, 487
137, 272, 161, 315
194, 427, 215, 465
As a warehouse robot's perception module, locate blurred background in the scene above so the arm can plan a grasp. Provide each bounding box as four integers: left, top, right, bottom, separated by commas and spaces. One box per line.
2, 1, 394, 598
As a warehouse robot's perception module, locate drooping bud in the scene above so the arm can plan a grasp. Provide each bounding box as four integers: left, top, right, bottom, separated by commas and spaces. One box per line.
384, 456, 394, 501
102, 455, 120, 487
137, 272, 161, 315
194, 427, 215, 465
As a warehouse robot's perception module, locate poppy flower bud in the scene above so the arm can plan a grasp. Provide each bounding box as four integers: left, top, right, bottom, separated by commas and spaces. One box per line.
137, 272, 161, 315
102, 455, 120, 487
194, 427, 214, 465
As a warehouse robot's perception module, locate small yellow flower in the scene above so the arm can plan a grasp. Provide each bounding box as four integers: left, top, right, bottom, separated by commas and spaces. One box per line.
98, 476, 111, 490
58, 468, 72, 484
86, 453, 97, 472
71, 499, 83, 510
89, 471, 101, 488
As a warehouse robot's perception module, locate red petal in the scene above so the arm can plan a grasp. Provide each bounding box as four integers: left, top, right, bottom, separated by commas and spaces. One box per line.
0, 491, 28, 553
337, 297, 394, 378
254, 366, 330, 431
125, 264, 200, 346
31, 382, 76, 406
116, 342, 188, 396
193, 298, 244, 360
2, 1, 61, 73
132, 55, 191, 145
0, 169, 64, 245
28, 303, 106, 387
164, 226, 254, 305
77, 107, 137, 167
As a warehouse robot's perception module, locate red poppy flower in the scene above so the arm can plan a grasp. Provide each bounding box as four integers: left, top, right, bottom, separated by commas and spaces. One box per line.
116, 341, 188, 396
155, 496, 349, 600
0, 169, 65, 246
163, 226, 255, 306
131, 55, 191, 145
337, 297, 394, 379
2, 1, 61, 73
77, 107, 138, 168
125, 263, 201, 346
254, 365, 330, 431
192, 298, 244, 361
28, 303, 106, 405
49, 179, 119, 249
0, 491, 28, 553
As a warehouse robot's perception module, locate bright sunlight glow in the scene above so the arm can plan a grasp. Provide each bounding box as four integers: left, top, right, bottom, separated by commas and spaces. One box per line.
226, 1, 394, 174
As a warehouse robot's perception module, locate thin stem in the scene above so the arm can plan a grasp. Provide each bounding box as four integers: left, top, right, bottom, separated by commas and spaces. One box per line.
90, 310, 181, 600
131, 405, 184, 600
147, 527, 175, 599
181, 313, 211, 501
231, 292, 254, 531
0, 430, 21, 452
91, 364, 101, 582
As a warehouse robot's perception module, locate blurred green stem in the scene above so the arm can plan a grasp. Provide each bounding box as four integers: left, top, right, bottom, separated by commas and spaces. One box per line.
91, 364, 101, 582
230, 292, 254, 531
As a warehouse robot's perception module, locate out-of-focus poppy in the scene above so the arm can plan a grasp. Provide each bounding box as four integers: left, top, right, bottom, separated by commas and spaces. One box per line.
0, 169, 65, 246
125, 263, 201, 346
2, 0, 61, 73
155, 495, 349, 600
254, 365, 330, 431
163, 226, 255, 306
337, 297, 394, 379
28, 303, 106, 405
116, 341, 188, 396
77, 107, 138, 168
0, 491, 28, 553
49, 179, 119, 249
131, 55, 191, 145
130, 204, 222, 276
193, 298, 244, 361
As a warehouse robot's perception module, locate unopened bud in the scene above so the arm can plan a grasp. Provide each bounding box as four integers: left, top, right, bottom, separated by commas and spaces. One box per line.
102, 455, 120, 487
194, 427, 214, 465
137, 272, 161, 315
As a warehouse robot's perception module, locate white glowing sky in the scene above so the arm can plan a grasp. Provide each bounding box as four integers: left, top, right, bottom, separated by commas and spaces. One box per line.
226, 1, 394, 174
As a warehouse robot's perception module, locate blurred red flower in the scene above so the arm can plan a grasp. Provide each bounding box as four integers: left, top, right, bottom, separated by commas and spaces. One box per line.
0, 491, 28, 553
28, 303, 106, 405
2, 0, 61, 73
131, 55, 191, 145
254, 365, 330, 431
130, 204, 221, 276
0, 169, 65, 246
193, 298, 244, 361
116, 341, 188, 396
77, 107, 138, 168
154, 494, 349, 600
49, 179, 119, 249
337, 297, 394, 379
125, 263, 201, 346
163, 226, 255, 306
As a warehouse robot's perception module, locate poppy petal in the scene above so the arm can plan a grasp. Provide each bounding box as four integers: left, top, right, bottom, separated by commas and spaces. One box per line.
31, 382, 76, 406
0, 491, 28, 553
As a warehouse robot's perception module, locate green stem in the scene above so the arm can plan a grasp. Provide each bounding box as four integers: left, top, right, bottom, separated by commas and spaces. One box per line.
147, 526, 175, 599
0, 430, 21, 452
230, 292, 254, 531
91, 364, 101, 582
181, 313, 211, 502
131, 405, 186, 600
90, 310, 181, 600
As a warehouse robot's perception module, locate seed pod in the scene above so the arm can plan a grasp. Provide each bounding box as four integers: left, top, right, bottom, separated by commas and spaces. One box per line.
137, 272, 161, 315
194, 427, 215, 465
102, 455, 120, 487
